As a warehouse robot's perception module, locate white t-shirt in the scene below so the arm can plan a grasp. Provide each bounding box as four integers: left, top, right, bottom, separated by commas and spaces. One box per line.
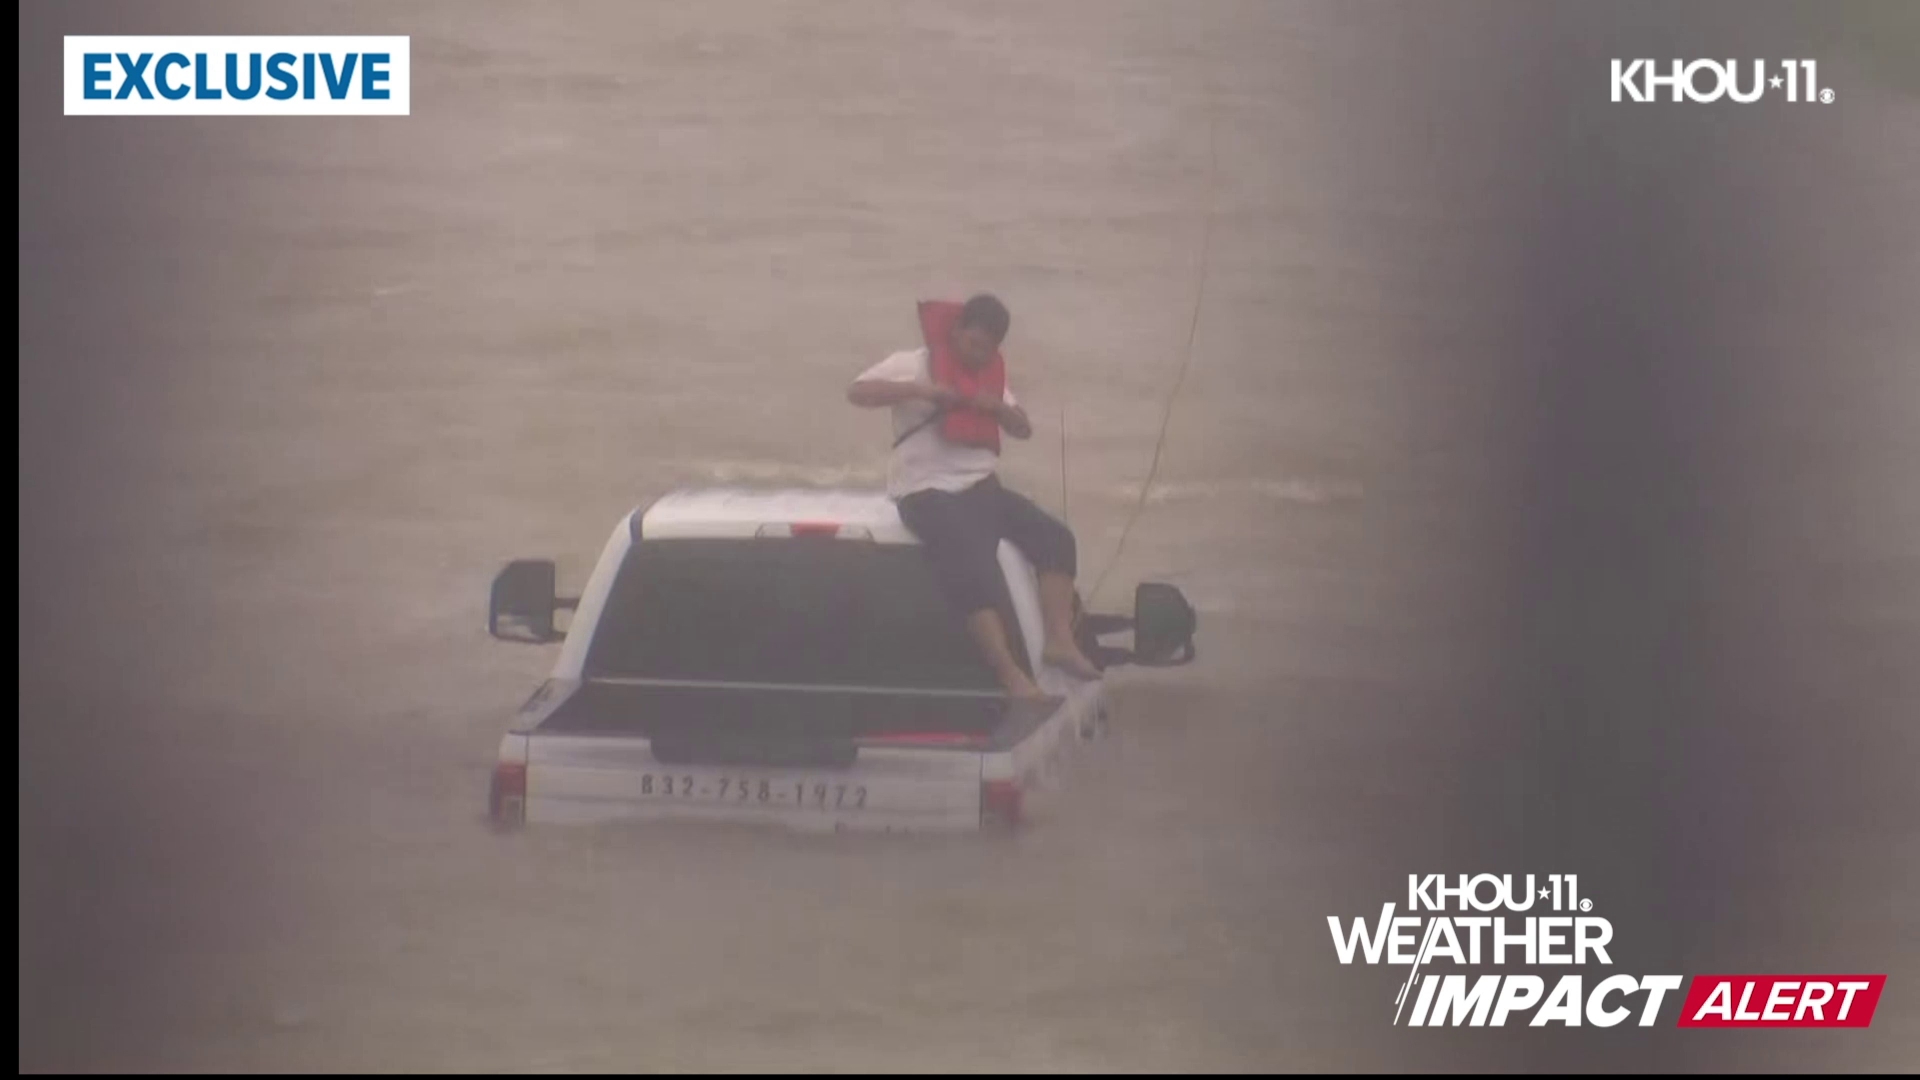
856, 347, 1020, 499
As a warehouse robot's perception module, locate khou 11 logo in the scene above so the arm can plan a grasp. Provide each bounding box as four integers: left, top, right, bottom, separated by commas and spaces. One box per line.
1611, 60, 1834, 104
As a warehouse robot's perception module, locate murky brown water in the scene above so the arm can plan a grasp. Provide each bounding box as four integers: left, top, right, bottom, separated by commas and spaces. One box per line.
21, 1, 1919, 1071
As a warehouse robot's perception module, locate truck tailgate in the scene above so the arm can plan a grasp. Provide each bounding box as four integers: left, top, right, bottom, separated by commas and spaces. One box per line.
527, 737, 982, 833
518, 681, 1036, 834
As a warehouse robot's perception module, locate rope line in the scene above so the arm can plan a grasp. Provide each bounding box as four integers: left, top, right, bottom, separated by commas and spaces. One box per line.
1086, 105, 1218, 608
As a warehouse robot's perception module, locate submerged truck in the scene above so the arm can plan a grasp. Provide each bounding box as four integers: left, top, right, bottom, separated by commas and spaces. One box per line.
485, 488, 1196, 834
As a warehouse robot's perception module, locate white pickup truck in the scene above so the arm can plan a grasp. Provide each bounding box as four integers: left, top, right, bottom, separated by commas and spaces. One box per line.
484, 488, 1196, 835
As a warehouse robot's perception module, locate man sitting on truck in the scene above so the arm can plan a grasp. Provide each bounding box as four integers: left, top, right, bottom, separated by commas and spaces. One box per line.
846, 293, 1103, 700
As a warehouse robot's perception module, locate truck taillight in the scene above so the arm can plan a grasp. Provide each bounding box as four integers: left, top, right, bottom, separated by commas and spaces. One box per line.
981, 778, 1023, 830
490, 761, 527, 828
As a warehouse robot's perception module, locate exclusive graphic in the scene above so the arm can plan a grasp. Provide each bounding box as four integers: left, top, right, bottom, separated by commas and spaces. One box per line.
64, 35, 411, 116
1329, 875, 1887, 1028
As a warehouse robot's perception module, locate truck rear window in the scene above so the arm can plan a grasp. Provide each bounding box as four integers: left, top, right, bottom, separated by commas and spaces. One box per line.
581, 538, 1009, 691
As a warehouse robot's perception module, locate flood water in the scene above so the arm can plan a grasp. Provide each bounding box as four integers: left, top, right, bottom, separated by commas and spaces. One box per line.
20, 1, 1919, 1071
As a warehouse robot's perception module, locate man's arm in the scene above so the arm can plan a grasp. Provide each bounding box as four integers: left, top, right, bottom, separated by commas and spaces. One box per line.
846, 349, 1029, 437
847, 379, 952, 409
847, 349, 958, 409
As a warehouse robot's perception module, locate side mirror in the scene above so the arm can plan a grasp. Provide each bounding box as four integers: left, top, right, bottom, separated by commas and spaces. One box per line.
1131, 582, 1197, 666
489, 559, 573, 643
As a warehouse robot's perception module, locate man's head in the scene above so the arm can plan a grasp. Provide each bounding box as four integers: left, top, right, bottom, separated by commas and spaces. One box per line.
950, 293, 1011, 370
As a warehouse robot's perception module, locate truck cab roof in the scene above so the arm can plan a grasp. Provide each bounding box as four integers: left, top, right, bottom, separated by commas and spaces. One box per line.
635, 487, 921, 544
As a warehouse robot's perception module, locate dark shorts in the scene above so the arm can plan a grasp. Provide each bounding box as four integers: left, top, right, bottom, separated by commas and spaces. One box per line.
895, 475, 1078, 616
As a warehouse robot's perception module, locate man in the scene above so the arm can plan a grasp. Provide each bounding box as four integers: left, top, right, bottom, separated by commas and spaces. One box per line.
847, 293, 1103, 699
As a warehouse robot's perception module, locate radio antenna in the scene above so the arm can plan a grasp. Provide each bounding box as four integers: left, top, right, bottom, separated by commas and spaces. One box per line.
1059, 401, 1071, 527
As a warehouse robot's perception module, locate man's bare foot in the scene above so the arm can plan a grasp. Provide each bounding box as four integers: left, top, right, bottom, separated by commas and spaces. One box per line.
1003, 677, 1051, 701
1043, 643, 1103, 681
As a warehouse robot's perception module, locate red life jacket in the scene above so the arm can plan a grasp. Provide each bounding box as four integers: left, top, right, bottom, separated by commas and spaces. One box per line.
918, 299, 1006, 453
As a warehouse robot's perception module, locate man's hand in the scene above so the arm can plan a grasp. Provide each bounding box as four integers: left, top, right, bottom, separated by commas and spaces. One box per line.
960, 391, 1003, 415
970, 393, 1032, 440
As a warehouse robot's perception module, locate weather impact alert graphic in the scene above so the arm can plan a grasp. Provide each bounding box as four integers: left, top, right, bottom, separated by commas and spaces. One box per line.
1328, 875, 1886, 1028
